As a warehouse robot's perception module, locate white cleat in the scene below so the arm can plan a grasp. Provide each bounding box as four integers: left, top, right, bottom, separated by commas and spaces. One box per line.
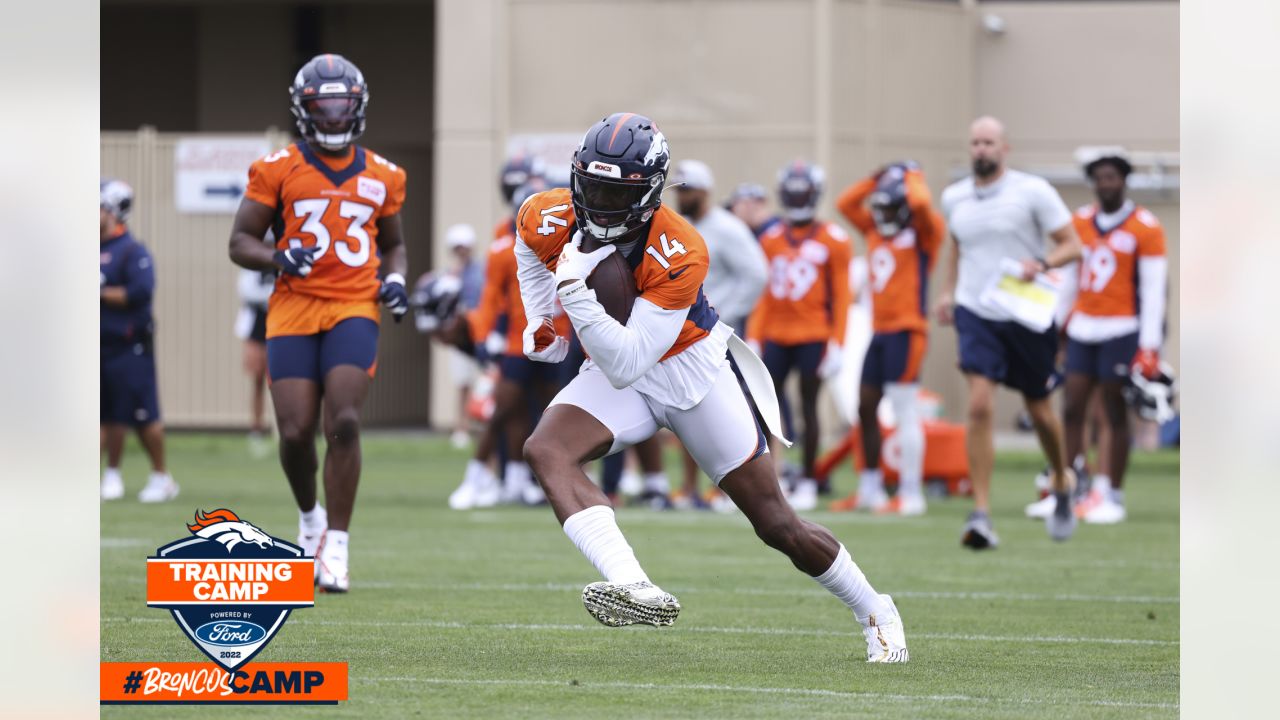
582, 581, 681, 627
1025, 493, 1057, 519
1083, 498, 1127, 524
863, 594, 909, 663
450, 462, 501, 510
896, 494, 927, 517
101, 471, 124, 501
316, 532, 349, 593
138, 473, 179, 503
787, 478, 819, 512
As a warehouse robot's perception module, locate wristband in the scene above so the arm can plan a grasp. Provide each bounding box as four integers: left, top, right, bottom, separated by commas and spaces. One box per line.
384, 272, 406, 286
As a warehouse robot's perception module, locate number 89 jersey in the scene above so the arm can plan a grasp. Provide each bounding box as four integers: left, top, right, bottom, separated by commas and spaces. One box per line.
245, 142, 407, 302
1068, 204, 1166, 340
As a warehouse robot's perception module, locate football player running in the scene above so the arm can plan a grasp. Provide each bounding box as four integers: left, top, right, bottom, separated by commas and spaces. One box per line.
228, 54, 410, 592
516, 113, 906, 662
835, 162, 945, 515
1027, 153, 1167, 524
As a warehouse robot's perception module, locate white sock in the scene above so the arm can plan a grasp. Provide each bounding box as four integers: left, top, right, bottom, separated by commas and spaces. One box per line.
103, 467, 122, 484
858, 468, 883, 498
149, 471, 171, 484
324, 529, 349, 551
643, 472, 669, 494
1093, 474, 1113, 494
1111, 488, 1125, 505
300, 503, 327, 530
813, 544, 888, 625
562, 505, 650, 585
506, 461, 531, 489
886, 383, 924, 499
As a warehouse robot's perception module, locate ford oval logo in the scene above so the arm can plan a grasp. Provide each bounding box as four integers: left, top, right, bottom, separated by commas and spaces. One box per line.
193, 621, 267, 647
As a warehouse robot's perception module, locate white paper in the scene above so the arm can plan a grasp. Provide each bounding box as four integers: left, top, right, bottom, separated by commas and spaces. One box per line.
978, 257, 1063, 332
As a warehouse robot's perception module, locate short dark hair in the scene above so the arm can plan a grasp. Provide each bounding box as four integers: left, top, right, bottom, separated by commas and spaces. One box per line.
1085, 155, 1133, 179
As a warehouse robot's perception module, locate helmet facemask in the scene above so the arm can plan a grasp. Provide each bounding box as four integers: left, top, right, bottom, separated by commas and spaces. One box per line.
871, 192, 911, 237
571, 163, 664, 242
293, 95, 366, 151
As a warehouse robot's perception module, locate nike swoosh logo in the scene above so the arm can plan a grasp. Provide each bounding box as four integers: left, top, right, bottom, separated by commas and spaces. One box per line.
668, 267, 689, 280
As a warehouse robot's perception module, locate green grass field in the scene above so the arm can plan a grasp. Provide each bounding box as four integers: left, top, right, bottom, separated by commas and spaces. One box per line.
101, 433, 1178, 719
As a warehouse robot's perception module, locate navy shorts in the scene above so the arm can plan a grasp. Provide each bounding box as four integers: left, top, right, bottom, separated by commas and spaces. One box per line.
500, 353, 561, 385
101, 344, 161, 425
861, 331, 927, 387
955, 306, 1059, 399
1066, 333, 1137, 383
267, 317, 379, 383
762, 340, 825, 382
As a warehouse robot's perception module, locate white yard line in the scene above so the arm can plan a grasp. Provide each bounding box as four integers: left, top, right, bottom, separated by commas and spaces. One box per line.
354, 580, 1180, 605
100, 616, 1177, 646
355, 676, 1178, 710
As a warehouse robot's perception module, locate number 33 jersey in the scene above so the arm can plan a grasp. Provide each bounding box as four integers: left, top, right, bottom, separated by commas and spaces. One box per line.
245, 142, 407, 302
1068, 204, 1166, 342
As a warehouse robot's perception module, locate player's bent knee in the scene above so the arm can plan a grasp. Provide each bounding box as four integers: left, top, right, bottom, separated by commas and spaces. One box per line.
277, 420, 315, 447
327, 409, 361, 445
522, 433, 564, 476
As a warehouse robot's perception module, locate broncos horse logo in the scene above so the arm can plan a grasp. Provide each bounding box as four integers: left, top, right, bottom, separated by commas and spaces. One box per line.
187, 509, 275, 552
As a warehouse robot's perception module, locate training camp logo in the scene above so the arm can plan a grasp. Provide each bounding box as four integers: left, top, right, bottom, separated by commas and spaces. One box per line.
147, 509, 312, 670
101, 509, 346, 705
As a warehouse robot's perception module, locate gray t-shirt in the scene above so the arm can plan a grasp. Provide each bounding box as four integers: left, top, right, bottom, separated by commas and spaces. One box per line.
941, 169, 1072, 320
694, 205, 767, 327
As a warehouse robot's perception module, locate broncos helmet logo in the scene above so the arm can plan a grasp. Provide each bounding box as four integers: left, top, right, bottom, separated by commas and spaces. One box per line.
187, 509, 276, 552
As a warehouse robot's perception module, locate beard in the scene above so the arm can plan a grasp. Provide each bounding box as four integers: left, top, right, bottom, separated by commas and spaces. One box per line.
676, 197, 701, 218
972, 157, 999, 178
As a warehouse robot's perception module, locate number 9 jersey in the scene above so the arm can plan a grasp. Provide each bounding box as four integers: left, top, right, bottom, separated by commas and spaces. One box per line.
245, 142, 407, 305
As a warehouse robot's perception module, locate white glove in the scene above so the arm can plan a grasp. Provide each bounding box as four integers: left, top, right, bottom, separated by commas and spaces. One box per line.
817, 340, 843, 380
554, 236, 617, 298
522, 316, 568, 363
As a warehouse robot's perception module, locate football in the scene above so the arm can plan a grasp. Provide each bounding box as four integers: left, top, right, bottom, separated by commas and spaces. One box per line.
582, 236, 638, 324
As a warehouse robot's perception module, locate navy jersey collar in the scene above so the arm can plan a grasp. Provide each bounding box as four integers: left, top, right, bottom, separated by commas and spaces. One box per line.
297, 142, 366, 188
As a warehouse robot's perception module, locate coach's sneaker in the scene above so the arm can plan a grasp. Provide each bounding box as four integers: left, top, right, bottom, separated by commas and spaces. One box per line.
138, 472, 179, 503
862, 594, 909, 663
787, 478, 819, 511
582, 580, 681, 627
101, 468, 124, 501
316, 530, 349, 593
961, 510, 999, 550
1046, 492, 1078, 541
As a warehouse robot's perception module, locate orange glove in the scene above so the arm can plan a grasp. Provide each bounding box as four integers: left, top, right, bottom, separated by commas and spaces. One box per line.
1132, 348, 1160, 379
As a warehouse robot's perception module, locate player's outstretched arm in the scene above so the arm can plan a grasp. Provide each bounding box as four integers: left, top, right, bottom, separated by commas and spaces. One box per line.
228, 198, 279, 272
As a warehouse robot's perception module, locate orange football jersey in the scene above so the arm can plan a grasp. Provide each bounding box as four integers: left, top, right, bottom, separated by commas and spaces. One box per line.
1071, 204, 1166, 318
245, 142, 407, 303
517, 188, 715, 362
835, 171, 944, 333
466, 230, 570, 356
747, 220, 852, 346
